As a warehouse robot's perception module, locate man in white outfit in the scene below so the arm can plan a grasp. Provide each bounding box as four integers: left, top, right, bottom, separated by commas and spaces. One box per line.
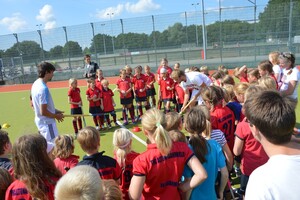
244, 90, 300, 200
171, 70, 211, 111
31, 62, 64, 144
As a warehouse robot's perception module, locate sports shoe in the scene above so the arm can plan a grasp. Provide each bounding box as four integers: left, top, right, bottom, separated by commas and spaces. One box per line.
107, 124, 112, 129
123, 121, 129, 126
96, 126, 100, 131
132, 119, 137, 125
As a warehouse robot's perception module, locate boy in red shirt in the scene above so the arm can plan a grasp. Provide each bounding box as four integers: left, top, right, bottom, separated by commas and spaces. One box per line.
158, 68, 174, 113
174, 81, 185, 113
117, 69, 136, 125
68, 78, 83, 135
132, 66, 150, 120
144, 65, 156, 108
86, 78, 103, 130
101, 79, 117, 128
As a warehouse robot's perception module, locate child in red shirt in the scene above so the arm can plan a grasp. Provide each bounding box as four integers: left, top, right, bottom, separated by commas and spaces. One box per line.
174, 81, 185, 113
101, 79, 117, 128
95, 69, 105, 91
234, 65, 249, 83
144, 65, 156, 108
68, 78, 83, 135
117, 69, 136, 125
86, 78, 104, 130
113, 128, 140, 200
132, 66, 150, 120
53, 134, 79, 175
158, 68, 174, 113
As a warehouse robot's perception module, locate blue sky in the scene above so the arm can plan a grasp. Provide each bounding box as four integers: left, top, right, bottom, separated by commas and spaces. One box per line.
0, 0, 269, 36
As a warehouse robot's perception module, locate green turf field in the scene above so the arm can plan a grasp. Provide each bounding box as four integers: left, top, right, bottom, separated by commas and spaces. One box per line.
1, 84, 299, 159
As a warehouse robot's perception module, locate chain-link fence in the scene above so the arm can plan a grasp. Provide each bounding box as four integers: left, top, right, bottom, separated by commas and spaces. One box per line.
0, 1, 300, 84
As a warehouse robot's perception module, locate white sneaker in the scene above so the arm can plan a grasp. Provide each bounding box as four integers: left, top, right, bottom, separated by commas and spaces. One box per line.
96, 126, 100, 131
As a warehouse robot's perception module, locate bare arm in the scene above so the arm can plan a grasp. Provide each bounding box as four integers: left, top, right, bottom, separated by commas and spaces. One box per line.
218, 167, 229, 200
182, 89, 190, 110
280, 80, 297, 96
222, 143, 233, 171
68, 96, 81, 106
40, 104, 64, 122
129, 175, 146, 200
233, 136, 244, 157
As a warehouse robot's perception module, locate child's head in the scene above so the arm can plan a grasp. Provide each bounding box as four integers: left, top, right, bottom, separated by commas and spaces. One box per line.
244, 90, 296, 144
234, 65, 247, 78
211, 70, 225, 86
258, 60, 273, 77
174, 63, 180, 70
279, 52, 296, 69
141, 108, 172, 155
102, 179, 123, 200
247, 68, 260, 83
233, 82, 249, 103
55, 165, 103, 200
160, 68, 167, 78
184, 106, 208, 163
168, 130, 187, 143
200, 65, 209, 76
12, 134, 61, 199
144, 65, 151, 74
0, 130, 11, 156
120, 69, 126, 79
165, 112, 182, 131
201, 86, 224, 110
222, 84, 236, 103
53, 134, 75, 159
101, 79, 109, 90
135, 65, 142, 75
268, 51, 280, 65
197, 105, 212, 139
87, 78, 95, 88
258, 76, 277, 91
69, 78, 77, 88
96, 69, 103, 78
124, 65, 132, 75
113, 128, 132, 167
218, 65, 229, 75
77, 126, 100, 154
244, 85, 264, 101
160, 58, 168, 66
0, 168, 13, 200
221, 75, 235, 86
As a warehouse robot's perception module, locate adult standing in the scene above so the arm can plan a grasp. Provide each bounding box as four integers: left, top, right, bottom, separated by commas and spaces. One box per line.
83, 54, 99, 78
171, 70, 212, 110
279, 52, 300, 101
31, 62, 64, 144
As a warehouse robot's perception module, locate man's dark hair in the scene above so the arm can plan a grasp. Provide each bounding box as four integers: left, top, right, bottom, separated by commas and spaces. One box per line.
0, 130, 10, 155
38, 62, 55, 78
244, 91, 296, 144
84, 54, 91, 59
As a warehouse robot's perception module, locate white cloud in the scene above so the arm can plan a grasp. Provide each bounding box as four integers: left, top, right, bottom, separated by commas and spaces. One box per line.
0, 13, 27, 32
95, 4, 124, 19
36, 4, 56, 30
125, 0, 160, 13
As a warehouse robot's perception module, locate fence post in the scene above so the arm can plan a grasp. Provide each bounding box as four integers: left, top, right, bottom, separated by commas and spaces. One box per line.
120, 19, 127, 65
152, 15, 158, 68
90, 23, 99, 65
63, 26, 72, 73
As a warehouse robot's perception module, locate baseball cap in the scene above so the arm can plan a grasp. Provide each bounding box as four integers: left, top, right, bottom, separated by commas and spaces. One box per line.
160, 68, 167, 74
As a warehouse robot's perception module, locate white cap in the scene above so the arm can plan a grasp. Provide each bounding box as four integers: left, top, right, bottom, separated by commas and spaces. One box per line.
160, 68, 167, 74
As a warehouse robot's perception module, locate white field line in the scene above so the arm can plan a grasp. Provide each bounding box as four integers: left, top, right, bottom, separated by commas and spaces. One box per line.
116, 120, 147, 146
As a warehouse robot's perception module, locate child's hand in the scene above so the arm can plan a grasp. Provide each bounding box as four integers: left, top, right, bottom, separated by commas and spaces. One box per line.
100, 105, 104, 110
113, 103, 116, 107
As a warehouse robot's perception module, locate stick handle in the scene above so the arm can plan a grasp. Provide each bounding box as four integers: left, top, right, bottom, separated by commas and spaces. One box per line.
64, 114, 92, 117
179, 96, 197, 115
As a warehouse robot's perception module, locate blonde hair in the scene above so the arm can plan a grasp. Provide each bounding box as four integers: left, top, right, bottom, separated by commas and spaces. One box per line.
53, 134, 75, 159
218, 65, 229, 75
101, 79, 109, 86
165, 112, 182, 131
222, 84, 236, 102
142, 108, 172, 155
168, 130, 187, 143
244, 85, 264, 101
113, 128, 132, 168
55, 165, 103, 200
234, 82, 249, 95
200, 65, 209, 76
233, 67, 241, 78
77, 126, 100, 153
124, 65, 132, 73
69, 78, 77, 87
258, 76, 277, 90
221, 75, 235, 86
269, 51, 280, 65
102, 179, 123, 200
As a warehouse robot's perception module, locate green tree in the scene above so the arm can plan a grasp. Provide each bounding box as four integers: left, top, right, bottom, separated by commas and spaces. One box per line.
63, 41, 82, 57
49, 45, 63, 59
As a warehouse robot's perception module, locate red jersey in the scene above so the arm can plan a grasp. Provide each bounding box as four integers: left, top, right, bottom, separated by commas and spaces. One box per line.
54, 154, 79, 175
174, 82, 184, 104
133, 142, 193, 200
102, 88, 114, 112
117, 78, 132, 99
114, 151, 140, 200
210, 104, 235, 151
132, 74, 147, 98
158, 77, 174, 99
144, 72, 156, 89
68, 87, 81, 108
157, 66, 173, 81
235, 118, 268, 176
86, 87, 101, 107
95, 77, 105, 91
5, 178, 59, 200
239, 75, 249, 83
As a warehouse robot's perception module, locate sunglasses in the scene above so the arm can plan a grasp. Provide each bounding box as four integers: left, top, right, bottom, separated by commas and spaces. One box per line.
280, 52, 292, 59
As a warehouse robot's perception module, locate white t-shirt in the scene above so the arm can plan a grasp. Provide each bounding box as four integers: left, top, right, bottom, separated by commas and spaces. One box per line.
246, 155, 300, 200
31, 78, 56, 125
280, 67, 300, 100
272, 64, 282, 83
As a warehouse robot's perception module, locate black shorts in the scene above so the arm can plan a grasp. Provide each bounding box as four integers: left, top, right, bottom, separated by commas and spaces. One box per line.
135, 96, 147, 102
176, 103, 183, 113
71, 107, 83, 115
162, 98, 173, 103
89, 106, 101, 115
121, 97, 133, 105
146, 88, 156, 97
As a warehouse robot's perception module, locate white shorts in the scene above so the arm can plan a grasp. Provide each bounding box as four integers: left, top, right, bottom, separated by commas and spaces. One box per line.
37, 122, 58, 143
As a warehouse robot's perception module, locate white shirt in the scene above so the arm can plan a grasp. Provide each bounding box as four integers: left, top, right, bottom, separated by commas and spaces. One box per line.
31, 78, 56, 125
280, 67, 300, 99
246, 155, 300, 200
272, 64, 282, 83
180, 71, 211, 91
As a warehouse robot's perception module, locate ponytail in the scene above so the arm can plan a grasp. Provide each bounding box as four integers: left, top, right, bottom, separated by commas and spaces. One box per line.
113, 128, 132, 168
154, 123, 172, 155
189, 134, 208, 163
